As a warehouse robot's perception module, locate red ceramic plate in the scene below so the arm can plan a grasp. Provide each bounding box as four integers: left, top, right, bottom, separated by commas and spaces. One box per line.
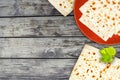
74, 0, 120, 45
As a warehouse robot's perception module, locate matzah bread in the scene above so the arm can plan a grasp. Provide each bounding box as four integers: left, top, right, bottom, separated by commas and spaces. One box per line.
48, 0, 74, 16
79, 0, 120, 41
69, 44, 120, 80
80, 14, 114, 41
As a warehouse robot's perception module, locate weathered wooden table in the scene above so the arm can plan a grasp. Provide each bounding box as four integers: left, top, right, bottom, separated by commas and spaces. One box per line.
0, 0, 120, 80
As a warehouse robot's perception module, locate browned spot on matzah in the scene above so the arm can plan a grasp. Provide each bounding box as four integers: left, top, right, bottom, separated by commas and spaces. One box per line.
112, 17, 115, 20
97, 19, 101, 23
93, 52, 96, 55
101, 1, 103, 4
74, 68, 77, 72
106, 0, 110, 4
86, 69, 89, 73
84, 58, 86, 60
91, 70, 93, 73
76, 72, 79, 76
99, 60, 102, 63
95, 59, 97, 61
118, 2, 120, 5
68, 0, 71, 2
88, 52, 90, 54
104, 5, 107, 7
107, 16, 110, 19
92, 7, 96, 10
99, 71, 102, 78
117, 31, 120, 34
106, 63, 111, 69
92, 2, 95, 5
82, 75, 85, 77
64, 6, 66, 8
92, 75, 95, 78
59, 3, 62, 6
90, 5, 92, 7
99, 63, 111, 78
106, 24, 108, 26
110, 8, 112, 11
113, 23, 115, 26
81, 54, 84, 56
117, 66, 120, 69
112, 1, 116, 4
86, 11, 90, 13
115, 14, 118, 16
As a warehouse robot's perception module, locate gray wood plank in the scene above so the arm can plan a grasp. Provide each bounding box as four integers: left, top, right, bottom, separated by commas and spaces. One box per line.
0, 59, 75, 80
0, 0, 16, 16
0, 38, 119, 58
0, 16, 81, 37
0, 0, 73, 16
0, 38, 89, 58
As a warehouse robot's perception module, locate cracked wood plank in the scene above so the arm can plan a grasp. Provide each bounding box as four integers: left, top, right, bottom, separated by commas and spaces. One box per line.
0, 16, 81, 37
0, 38, 119, 58
0, 59, 75, 80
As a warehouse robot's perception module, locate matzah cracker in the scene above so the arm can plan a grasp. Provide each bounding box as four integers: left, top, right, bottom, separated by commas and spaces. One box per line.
48, 0, 74, 16
69, 44, 120, 80
80, 14, 114, 41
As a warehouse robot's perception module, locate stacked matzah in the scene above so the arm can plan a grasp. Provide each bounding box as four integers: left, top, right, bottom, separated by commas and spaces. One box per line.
79, 0, 120, 41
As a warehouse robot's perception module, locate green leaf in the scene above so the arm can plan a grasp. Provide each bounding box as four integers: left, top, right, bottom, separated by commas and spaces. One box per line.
99, 49, 106, 56
107, 47, 116, 56
99, 46, 116, 63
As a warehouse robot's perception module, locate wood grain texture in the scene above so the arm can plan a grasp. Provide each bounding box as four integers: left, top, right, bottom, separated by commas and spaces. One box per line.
0, 59, 76, 80
0, 0, 73, 16
0, 38, 89, 58
0, 0, 16, 16
0, 16, 81, 37
0, 38, 119, 58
